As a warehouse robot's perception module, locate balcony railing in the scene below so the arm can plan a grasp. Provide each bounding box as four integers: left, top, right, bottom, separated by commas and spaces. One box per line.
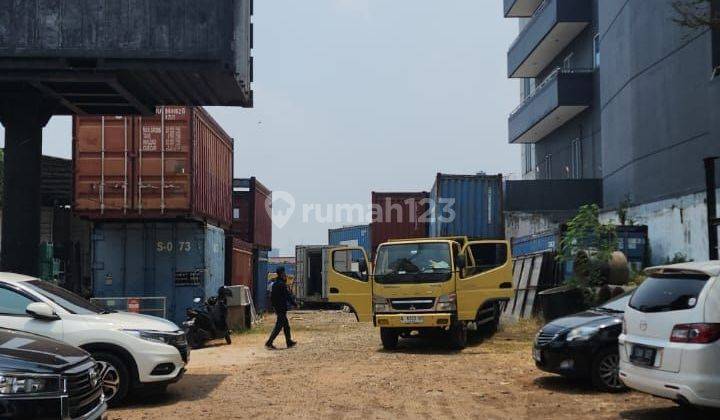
507, 0, 592, 78
504, 0, 544, 18
508, 68, 594, 143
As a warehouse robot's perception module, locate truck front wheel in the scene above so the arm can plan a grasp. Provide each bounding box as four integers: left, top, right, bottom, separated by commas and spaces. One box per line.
380, 328, 399, 350
449, 321, 468, 350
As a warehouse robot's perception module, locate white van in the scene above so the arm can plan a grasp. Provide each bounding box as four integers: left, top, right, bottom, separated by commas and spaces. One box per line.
619, 261, 720, 408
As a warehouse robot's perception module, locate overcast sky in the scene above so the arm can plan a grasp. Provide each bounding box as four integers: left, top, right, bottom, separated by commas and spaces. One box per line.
1, 0, 520, 256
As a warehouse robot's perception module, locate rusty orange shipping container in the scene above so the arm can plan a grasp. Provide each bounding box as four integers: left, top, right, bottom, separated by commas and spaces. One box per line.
231, 177, 272, 249
226, 236, 254, 289
370, 191, 430, 258
73, 107, 233, 228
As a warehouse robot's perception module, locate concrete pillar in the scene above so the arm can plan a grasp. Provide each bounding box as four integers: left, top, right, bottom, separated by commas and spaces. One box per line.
0, 98, 53, 276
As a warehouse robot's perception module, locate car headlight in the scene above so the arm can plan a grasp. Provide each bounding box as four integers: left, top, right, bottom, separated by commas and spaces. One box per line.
373, 296, 391, 313
0, 374, 62, 396
566, 326, 601, 342
436, 294, 457, 311
122, 329, 179, 345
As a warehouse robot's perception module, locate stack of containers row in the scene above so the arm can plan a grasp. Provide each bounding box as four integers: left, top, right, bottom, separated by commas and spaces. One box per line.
429, 173, 504, 239
73, 106, 233, 324
370, 191, 430, 259
328, 225, 372, 257
229, 177, 273, 311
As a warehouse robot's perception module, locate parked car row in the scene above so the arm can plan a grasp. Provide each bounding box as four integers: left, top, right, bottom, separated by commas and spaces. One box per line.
0, 272, 191, 419
534, 261, 720, 409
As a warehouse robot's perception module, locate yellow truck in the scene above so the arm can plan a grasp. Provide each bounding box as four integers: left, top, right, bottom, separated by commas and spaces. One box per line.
326, 237, 514, 349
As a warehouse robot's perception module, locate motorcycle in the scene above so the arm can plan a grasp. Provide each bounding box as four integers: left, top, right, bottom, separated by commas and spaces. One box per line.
183, 287, 233, 349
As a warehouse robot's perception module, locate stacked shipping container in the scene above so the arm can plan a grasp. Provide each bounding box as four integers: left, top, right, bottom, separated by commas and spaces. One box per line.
74, 107, 235, 322
231, 178, 272, 249
370, 192, 430, 258
328, 225, 372, 257
429, 173, 504, 239
73, 106, 233, 228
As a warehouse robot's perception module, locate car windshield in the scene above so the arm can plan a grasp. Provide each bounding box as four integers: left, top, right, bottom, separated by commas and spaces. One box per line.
374, 242, 453, 284
25, 280, 108, 315
629, 276, 708, 313
596, 292, 633, 313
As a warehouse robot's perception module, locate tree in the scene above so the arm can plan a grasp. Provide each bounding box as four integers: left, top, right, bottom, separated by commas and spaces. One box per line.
672, 0, 720, 30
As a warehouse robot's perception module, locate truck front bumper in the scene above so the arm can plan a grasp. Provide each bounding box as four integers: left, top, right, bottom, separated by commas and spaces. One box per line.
374, 313, 453, 328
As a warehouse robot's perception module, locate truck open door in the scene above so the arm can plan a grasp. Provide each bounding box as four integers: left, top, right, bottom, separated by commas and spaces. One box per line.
456, 241, 513, 321
327, 247, 373, 322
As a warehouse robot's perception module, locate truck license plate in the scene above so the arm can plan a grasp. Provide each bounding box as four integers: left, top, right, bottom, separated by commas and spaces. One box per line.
400, 315, 424, 324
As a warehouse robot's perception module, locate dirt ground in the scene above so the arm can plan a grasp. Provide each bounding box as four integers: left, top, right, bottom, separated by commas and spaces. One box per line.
110, 310, 704, 420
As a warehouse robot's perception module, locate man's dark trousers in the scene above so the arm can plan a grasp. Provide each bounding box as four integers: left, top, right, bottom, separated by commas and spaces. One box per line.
267, 311, 291, 345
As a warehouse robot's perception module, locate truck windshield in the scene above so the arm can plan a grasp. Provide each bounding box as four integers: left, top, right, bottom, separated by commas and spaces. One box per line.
374, 243, 452, 284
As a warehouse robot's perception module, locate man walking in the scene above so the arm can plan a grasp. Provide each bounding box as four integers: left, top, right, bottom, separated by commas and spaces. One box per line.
265, 267, 297, 349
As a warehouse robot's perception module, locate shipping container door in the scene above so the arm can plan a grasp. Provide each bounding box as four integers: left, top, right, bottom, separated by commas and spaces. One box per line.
75, 117, 132, 213
92, 223, 146, 297
136, 107, 192, 214
295, 247, 307, 299
154, 223, 207, 324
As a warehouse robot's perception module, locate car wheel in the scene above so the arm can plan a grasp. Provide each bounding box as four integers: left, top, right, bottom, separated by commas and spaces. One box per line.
591, 347, 626, 392
380, 328, 399, 350
478, 303, 501, 337
449, 321, 468, 350
93, 352, 130, 407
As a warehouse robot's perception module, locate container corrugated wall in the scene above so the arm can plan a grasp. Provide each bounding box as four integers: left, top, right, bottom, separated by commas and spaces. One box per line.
73, 107, 233, 228
231, 177, 272, 249
370, 192, 430, 257
328, 225, 371, 256
226, 237, 254, 289
511, 231, 561, 257
429, 174, 504, 239
91, 221, 225, 325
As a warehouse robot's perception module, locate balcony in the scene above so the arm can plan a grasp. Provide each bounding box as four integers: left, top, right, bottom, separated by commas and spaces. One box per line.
504, 0, 544, 18
507, 0, 592, 78
508, 68, 593, 144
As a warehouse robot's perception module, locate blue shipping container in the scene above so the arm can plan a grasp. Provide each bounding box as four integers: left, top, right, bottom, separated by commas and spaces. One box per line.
254, 248, 269, 312
91, 222, 225, 325
429, 174, 504, 239
328, 225, 372, 256
511, 231, 560, 257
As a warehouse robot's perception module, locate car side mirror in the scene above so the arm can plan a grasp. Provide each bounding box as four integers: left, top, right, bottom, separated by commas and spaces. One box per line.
455, 255, 467, 271
26, 302, 59, 321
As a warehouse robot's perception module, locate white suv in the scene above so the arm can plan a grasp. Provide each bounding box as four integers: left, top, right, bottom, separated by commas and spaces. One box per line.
619, 261, 720, 408
0, 273, 188, 406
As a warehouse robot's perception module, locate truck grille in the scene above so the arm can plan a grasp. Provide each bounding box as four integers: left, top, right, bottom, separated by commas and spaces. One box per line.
66, 364, 103, 419
390, 298, 435, 311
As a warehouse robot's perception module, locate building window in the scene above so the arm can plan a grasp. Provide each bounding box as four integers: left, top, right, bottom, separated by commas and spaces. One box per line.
523, 144, 536, 175
593, 34, 600, 69
571, 139, 583, 179
540, 154, 552, 180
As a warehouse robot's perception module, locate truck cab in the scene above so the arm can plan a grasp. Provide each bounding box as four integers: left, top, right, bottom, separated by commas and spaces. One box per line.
327, 237, 513, 349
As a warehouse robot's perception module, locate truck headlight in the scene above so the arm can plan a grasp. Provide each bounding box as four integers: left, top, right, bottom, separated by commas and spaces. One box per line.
0, 374, 62, 395
566, 326, 600, 342
373, 296, 391, 313
436, 294, 457, 311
